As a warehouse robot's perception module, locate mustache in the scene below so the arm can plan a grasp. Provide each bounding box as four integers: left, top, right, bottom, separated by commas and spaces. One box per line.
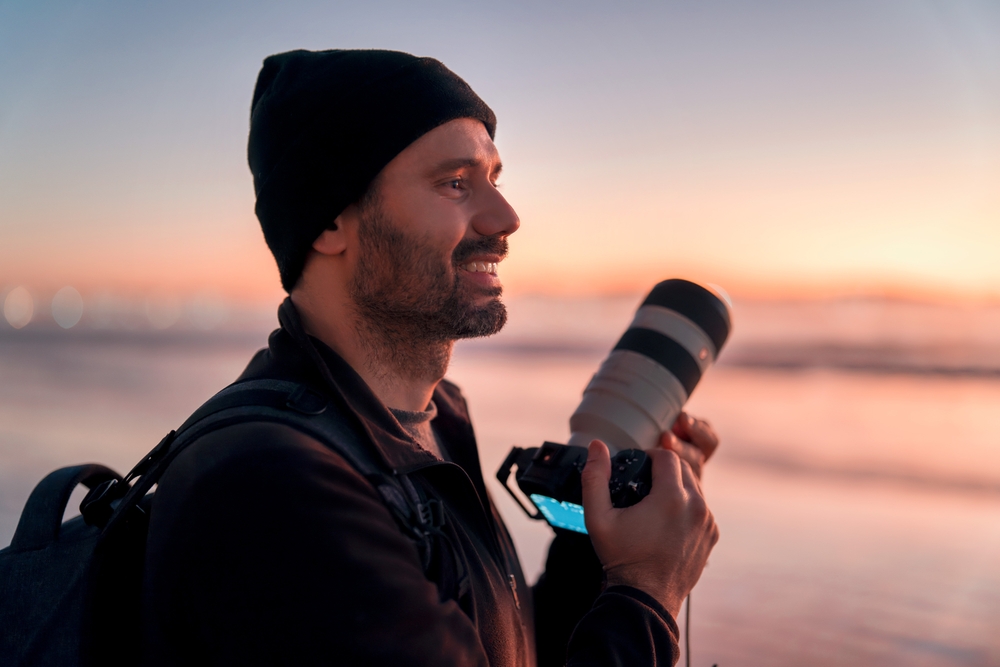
452, 235, 509, 265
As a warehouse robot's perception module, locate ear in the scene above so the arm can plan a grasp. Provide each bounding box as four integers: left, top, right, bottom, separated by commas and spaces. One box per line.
311, 205, 358, 256
312, 227, 346, 256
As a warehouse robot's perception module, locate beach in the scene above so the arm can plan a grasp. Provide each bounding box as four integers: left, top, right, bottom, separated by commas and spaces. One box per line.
2, 295, 998, 665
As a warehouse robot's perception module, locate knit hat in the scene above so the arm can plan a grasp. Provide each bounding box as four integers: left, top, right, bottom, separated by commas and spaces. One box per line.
248, 49, 497, 291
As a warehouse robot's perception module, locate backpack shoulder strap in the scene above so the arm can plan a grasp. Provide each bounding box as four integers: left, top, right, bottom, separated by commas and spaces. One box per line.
178, 378, 384, 477
86, 379, 432, 551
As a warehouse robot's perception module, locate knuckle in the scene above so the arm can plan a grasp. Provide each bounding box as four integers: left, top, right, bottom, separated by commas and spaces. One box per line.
689, 496, 709, 521
693, 418, 718, 441
648, 448, 676, 469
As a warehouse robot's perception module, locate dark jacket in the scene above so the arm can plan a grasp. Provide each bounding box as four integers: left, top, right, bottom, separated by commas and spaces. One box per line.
141, 300, 679, 666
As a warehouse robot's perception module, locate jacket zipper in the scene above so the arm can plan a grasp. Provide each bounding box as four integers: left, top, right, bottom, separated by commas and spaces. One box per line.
403, 460, 523, 606
508, 573, 521, 609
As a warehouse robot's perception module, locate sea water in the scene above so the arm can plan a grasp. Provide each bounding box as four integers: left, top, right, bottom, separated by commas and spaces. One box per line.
1, 296, 998, 666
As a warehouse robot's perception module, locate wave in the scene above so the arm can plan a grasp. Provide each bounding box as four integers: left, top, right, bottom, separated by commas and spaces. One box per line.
9, 326, 1000, 379
0, 326, 267, 350
721, 344, 1000, 378
720, 449, 1000, 496
456, 339, 1000, 378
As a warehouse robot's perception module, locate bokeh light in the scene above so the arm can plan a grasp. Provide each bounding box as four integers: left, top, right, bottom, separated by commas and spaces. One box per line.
3, 287, 34, 329
51, 286, 84, 329
145, 295, 182, 330
186, 293, 228, 331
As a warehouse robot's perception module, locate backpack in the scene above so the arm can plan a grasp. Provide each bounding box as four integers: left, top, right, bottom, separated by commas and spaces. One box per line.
0, 378, 464, 667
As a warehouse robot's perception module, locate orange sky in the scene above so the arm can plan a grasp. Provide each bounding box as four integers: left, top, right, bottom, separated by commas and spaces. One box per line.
2, 1, 998, 305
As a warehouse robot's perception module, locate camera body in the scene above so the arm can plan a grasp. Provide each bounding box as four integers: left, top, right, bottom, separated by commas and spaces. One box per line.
495, 279, 731, 534
496, 443, 652, 534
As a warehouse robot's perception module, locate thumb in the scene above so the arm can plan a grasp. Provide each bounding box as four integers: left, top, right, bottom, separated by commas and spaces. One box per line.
581, 440, 613, 517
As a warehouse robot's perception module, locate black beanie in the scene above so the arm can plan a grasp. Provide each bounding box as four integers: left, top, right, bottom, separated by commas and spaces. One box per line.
248, 49, 497, 291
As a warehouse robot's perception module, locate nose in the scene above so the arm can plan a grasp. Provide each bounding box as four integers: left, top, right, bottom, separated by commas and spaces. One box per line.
471, 183, 520, 239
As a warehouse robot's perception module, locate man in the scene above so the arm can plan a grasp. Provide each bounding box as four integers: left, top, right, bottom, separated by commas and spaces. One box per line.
141, 49, 719, 666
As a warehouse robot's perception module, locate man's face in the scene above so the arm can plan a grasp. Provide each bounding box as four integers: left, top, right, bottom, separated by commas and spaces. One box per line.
348, 118, 519, 342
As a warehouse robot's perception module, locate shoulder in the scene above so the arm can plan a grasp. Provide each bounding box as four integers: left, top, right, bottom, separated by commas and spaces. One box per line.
161, 421, 366, 489
150, 420, 385, 539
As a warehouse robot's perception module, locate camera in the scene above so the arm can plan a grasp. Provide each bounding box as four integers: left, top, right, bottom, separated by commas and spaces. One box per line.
496, 279, 731, 534
497, 443, 653, 533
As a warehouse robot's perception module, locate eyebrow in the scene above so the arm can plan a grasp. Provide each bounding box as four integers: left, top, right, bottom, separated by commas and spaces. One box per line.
427, 157, 503, 179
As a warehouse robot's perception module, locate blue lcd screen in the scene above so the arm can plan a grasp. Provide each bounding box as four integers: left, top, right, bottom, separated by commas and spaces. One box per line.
530, 494, 588, 534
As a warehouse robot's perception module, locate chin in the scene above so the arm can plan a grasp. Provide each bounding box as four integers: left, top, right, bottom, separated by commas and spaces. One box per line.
452, 299, 507, 339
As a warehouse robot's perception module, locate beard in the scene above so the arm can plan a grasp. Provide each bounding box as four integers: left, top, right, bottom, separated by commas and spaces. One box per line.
348, 197, 508, 349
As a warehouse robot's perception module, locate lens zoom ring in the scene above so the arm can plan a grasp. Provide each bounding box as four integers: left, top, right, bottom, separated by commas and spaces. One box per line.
613, 327, 702, 395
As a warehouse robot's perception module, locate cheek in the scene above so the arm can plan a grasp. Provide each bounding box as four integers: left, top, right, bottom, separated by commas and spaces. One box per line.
383, 191, 470, 261
421, 214, 468, 262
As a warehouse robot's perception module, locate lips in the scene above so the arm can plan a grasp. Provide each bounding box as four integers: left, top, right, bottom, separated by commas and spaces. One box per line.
453, 236, 507, 271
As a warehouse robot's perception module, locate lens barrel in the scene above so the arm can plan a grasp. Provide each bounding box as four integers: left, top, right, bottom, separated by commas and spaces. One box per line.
567, 279, 731, 454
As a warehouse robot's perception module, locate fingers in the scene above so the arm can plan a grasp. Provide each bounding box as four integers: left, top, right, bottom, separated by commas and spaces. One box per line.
678, 452, 704, 497
657, 431, 705, 478
646, 448, 684, 502
680, 459, 719, 549
671, 412, 719, 461
581, 440, 613, 519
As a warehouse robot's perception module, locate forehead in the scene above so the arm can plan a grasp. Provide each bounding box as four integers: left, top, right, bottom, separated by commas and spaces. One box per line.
381, 118, 500, 178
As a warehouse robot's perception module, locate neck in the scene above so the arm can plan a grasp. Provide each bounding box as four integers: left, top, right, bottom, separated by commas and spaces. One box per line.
291, 292, 451, 412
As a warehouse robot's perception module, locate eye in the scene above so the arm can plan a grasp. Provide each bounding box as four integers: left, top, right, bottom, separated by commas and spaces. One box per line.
439, 176, 467, 197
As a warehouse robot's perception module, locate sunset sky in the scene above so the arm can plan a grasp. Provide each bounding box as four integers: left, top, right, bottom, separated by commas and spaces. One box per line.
2, 0, 998, 307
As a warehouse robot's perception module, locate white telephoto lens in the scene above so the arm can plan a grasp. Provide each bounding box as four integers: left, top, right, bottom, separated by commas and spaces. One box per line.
567, 280, 731, 454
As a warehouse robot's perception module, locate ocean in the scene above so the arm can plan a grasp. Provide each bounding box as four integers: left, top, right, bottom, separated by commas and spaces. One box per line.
1, 295, 998, 666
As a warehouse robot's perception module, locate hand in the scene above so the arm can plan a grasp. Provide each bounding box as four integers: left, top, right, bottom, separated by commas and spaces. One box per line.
581, 440, 719, 619
659, 412, 718, 478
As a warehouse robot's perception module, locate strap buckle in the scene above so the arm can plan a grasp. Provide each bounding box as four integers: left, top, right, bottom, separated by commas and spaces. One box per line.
417, 499, 445, 529
80, 479, 127, 527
